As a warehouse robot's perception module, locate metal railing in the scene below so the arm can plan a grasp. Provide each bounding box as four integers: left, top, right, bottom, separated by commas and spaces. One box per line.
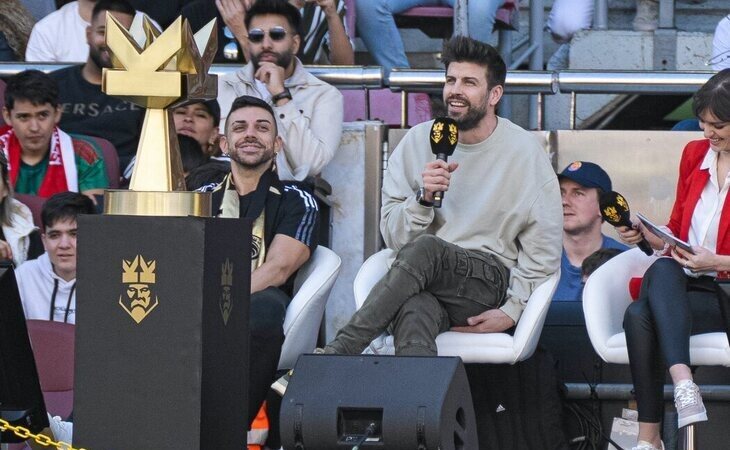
388, 69, 556, 128
0, 63, 712, 130
0, 63, 384, 90
557, 70, 711, 93
558, 70, 713, 128
388, 69, 556, 94
387, 69, 712, 129
497, 0, 544, 127
387, 69, 709, 96
595, 0, 609, 30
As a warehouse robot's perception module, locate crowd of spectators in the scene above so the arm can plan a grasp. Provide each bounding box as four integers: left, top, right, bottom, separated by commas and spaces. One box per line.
2, 2, 730, 450
4, 0, 716, 69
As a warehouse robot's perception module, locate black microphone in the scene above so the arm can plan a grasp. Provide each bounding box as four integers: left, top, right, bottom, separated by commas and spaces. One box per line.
599, 191, 653, 256
429, 117, 458, 208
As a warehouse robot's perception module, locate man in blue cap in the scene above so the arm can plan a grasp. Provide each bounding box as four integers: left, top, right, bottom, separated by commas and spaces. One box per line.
554, 161, 628, 302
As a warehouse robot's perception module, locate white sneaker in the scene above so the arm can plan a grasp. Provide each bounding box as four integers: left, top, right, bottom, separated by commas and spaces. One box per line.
674, 380, 708, 428
48, 414, 73, 444
633, 0, 658, 31
362, 334, 394, 355
631, 440, 664, 450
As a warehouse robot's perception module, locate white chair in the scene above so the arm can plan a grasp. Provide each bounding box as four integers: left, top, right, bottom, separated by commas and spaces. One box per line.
353, 249, 560, 364
278, 246, 342, 370
582, 247, 730, 449
583, 247, 730, 367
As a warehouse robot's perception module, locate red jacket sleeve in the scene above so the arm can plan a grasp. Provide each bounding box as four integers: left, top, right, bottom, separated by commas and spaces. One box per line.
666, 140, 708, 238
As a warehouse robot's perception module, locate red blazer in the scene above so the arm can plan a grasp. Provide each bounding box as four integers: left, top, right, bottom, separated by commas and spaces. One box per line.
666, 139, 730, 278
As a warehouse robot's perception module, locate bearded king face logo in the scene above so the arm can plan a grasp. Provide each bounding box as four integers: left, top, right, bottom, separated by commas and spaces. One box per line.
119, 255, 159, 324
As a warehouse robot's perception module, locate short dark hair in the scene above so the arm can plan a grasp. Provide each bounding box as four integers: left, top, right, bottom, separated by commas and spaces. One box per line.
692, 69, 730, 122
581, 248, 624, 279
225, 95, 277, 134
441, 36, 507, 89
245, 0, 302, 36
4, 70, 59, 111
177, 134, 209, 174
41, 192, 96, 231
91, 0, 135, 21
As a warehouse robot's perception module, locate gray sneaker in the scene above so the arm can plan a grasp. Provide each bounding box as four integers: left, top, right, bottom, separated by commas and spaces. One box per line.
674, 380, 708, 428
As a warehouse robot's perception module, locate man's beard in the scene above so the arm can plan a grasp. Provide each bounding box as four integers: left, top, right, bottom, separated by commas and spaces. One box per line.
89, 45, 111, 69
229, 139, 275, 170
446, 95, 489, 131
252, 50, 293, 72
563, 215, 602, 237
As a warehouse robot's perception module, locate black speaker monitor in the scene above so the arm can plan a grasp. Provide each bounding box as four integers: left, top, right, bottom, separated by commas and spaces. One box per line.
281, 354, 477, 450
0, 265, 49, 443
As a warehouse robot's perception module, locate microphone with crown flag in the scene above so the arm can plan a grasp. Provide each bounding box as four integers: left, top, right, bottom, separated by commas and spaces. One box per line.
599, 191, 653, 256
430, 117, 459, 208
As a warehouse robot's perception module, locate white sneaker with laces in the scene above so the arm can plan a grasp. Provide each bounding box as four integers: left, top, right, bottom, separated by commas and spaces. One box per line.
674, 379, 708, 428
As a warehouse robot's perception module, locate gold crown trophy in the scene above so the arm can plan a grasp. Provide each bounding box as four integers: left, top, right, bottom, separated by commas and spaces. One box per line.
102, 13, 217, 216
74, 15, 251, 449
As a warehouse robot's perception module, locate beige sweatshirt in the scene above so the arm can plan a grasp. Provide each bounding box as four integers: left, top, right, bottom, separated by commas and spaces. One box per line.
381, 117, 563, 322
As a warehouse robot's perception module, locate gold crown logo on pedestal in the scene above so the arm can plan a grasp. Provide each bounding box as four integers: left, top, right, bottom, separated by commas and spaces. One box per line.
122, 255, 157, 284
220, 258, 234, 325
102, 13, 217, 216
221, 259, 233, 286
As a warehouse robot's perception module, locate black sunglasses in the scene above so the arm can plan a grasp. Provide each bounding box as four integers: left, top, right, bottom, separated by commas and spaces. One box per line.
248, 27, 288, 43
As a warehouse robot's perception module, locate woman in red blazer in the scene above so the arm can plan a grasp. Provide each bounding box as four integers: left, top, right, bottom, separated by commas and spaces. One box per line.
618, 69, 730, 450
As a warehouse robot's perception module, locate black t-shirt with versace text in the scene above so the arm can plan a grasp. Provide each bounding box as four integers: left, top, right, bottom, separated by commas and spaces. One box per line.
51, 65, 144, 169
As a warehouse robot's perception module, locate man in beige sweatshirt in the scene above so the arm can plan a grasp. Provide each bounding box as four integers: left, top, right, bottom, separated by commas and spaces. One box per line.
325, 36, 563, 356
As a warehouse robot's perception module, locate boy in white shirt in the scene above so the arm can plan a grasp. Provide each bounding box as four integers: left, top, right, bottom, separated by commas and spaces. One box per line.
15, 191, 95, 324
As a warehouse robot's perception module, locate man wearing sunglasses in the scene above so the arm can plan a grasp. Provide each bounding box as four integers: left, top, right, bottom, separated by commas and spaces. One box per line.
183, 0, 353, 65
218, 0, 343, 183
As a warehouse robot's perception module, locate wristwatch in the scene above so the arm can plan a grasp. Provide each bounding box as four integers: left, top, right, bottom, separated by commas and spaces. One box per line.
416, 187, 433, 207
271, 88, 292, 105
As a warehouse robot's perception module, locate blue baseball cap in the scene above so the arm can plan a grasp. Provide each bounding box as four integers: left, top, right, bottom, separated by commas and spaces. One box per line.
558, 161, 612, 192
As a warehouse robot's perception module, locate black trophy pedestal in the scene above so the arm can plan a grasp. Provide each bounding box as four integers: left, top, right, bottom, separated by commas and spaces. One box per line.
74, 215, 251, 450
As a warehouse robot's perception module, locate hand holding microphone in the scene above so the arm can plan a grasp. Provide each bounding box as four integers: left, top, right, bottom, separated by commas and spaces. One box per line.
428, 117, 459, 208
599, 191, 654, 256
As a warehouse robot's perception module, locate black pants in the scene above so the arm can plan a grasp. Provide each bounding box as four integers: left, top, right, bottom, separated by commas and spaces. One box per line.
248, 286, 289, 427
623, 258, 725, 422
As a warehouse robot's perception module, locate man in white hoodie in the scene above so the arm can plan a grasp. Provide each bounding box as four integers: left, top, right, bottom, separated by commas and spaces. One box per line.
14, 191, 95, 324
